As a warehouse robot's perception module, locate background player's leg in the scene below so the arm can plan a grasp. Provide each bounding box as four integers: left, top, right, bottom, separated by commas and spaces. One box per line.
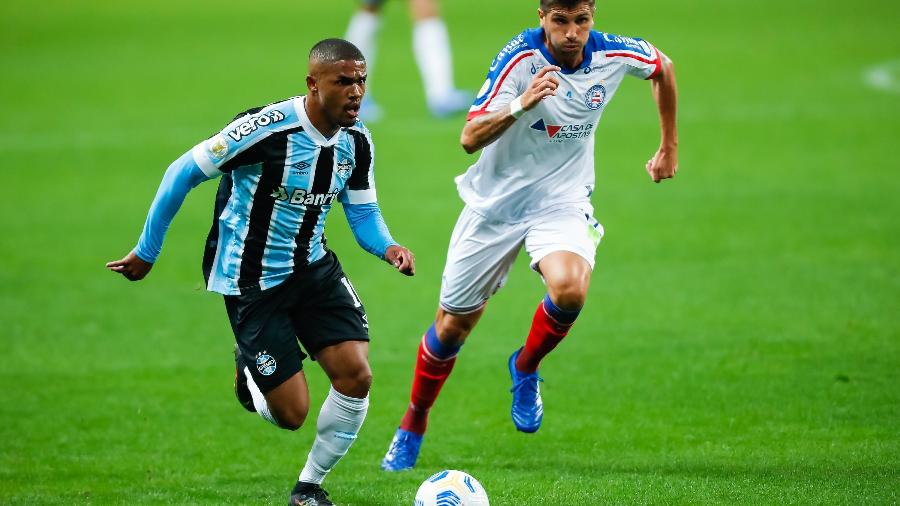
409, 0, 471, 116
296, 341, 371, 487
346, 1, 382, 70
345, 1, 383, 121
516, 251, 592, 373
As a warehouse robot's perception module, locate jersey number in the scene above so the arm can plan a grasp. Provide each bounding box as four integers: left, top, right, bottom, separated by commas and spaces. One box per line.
341, 277, 363, 308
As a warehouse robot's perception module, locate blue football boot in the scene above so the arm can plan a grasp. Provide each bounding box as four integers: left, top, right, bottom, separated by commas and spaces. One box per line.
508, 348, 544, 433
381, 428, 424, 471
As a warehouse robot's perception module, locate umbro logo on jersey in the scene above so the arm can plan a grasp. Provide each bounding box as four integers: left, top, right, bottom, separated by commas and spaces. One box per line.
530, 118, 594, 141
227, 110, 286, 142
291, 161, 311, 173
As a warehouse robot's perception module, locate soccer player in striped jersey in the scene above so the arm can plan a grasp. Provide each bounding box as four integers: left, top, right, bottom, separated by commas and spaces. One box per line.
382, 0, 678, 471
107, 39, 415, 506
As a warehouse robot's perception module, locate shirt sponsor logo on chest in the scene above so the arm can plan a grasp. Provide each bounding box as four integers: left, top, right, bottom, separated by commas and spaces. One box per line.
529, 118, 594, 142
227, 110, 286, 142
271, 186, 338, 206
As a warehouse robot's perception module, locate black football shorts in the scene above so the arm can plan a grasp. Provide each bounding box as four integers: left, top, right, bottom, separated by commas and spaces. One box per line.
224, 250, 369, 393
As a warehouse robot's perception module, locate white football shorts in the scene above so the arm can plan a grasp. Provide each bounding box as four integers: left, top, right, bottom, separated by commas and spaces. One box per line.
438, 204, 604, 314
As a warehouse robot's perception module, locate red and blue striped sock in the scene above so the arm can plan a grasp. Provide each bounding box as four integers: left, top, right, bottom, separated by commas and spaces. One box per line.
399, 323, 461, 435
515, 294, 581, 374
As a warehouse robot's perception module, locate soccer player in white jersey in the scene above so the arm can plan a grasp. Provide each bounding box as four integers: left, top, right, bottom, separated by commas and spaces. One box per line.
108, 39, 415, 505
382, 0, 678, 471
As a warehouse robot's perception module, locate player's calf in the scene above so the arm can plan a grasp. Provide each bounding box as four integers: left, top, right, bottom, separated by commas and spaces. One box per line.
263, 373, 313, 431
515, 294, 582, 374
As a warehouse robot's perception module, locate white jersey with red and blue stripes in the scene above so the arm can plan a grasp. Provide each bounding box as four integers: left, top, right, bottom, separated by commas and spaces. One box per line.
459, 28, 664, 223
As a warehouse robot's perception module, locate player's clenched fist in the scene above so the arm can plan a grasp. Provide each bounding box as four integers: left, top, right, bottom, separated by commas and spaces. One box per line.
521, 65, 561, 110
385, 244, 416, 276
106, 251, 154, 281
645, 147, 678, 183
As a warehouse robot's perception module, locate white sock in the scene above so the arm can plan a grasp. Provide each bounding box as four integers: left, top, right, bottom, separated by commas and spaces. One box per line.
244, 366, 278, 426
413, 17, 455, 103
298, 386, 369, 484
345, 10, 381, 79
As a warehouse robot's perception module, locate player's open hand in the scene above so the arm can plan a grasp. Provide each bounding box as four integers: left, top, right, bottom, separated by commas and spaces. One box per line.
522, 65, 561, 110
385, 245, 415, 276
646, 147, 678, 183
106, 251, 154, 281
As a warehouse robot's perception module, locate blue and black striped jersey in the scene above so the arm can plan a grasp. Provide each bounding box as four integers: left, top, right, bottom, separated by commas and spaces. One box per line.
191, 96, 379, 295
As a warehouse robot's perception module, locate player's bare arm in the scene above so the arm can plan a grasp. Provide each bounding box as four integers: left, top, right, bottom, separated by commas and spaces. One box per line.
460, 65, 561, 154
385, 244, 416, 276
646, 55, 678, 183
106, 251, 153, 281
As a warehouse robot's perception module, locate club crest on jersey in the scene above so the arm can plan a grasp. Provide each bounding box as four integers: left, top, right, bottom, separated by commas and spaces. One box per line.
227, 110, 286, 142
256, 352, 276, 376
585, 84, 607, 110
336, 158, 354, 178
530, 118, 594, 142
208, 134, 229, 160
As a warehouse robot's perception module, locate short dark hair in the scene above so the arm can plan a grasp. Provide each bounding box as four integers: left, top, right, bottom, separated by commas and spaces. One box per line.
540, 0, 595, 9
309, 38, 365, 63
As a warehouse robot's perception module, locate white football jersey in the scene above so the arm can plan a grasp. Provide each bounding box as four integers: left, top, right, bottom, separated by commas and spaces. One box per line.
459, 28, 664, 222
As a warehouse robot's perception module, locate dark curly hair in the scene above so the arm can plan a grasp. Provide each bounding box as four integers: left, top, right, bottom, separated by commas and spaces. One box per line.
540, 0, 595, 9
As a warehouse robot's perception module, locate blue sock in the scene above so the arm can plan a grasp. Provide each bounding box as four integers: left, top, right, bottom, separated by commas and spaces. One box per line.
543, 294, 581, 325
423, 323, 460, 359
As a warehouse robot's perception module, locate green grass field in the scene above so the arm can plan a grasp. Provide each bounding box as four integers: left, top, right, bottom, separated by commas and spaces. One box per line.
2, 0, 899, 504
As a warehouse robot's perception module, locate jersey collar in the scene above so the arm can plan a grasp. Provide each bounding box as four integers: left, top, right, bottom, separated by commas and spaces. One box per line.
295, 96, 340, 147
527, 27, 597, 75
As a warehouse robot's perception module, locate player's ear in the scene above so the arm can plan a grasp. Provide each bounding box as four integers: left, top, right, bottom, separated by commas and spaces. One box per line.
306, 75, 318, 95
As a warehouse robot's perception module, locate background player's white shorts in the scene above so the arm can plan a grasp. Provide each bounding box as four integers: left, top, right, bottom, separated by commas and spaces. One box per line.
439, 204, 604, 314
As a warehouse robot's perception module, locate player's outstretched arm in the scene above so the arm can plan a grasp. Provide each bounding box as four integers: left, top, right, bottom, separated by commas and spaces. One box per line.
460, 65, 561, 154
107, 151, 211, 281
646, 56, 678, 183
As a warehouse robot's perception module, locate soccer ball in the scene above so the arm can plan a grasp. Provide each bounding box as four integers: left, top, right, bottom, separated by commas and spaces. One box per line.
414, 470, 490, 506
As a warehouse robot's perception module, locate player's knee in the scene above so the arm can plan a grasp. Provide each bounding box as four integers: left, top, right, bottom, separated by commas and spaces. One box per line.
548, 279, 588, 310
332, 368, 373, 399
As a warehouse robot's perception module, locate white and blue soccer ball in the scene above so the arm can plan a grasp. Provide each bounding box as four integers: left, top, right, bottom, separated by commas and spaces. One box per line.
414, 470, 490, 506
